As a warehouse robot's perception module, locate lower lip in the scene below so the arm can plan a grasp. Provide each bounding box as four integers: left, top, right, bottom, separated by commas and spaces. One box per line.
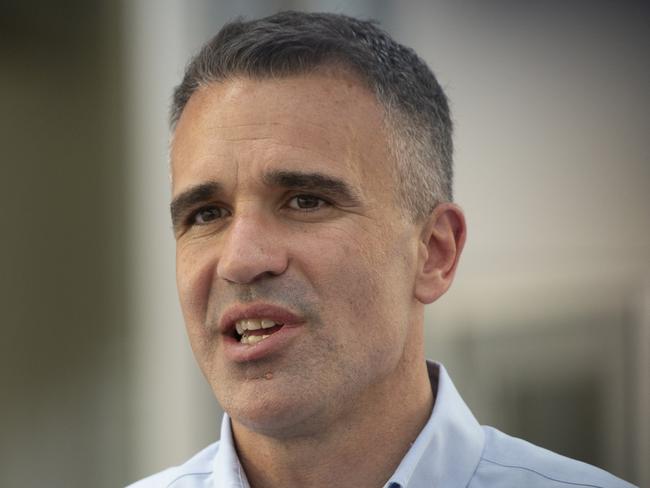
222, 323, 304, 362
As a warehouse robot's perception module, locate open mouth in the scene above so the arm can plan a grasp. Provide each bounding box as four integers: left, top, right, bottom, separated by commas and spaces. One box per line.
234, 318, 285, 345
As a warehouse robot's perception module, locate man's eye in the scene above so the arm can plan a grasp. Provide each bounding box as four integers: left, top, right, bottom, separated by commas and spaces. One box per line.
191, 206, 229, 224
287, 195, 328, 211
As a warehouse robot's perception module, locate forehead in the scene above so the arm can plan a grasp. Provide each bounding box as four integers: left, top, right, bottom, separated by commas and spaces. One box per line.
170, 71, 396, 196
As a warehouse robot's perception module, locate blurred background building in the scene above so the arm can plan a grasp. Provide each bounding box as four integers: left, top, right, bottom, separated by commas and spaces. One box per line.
0, 1, 648, 486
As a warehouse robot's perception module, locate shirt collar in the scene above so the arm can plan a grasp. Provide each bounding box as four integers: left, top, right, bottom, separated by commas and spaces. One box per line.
213, 412, 250, 488
385, 361, 485, 488
214, 361, 484, 488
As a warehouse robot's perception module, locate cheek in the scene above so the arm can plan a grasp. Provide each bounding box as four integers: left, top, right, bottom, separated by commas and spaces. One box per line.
310, 247, 410, 383
307, 227, 395, 320
176, 243, 224, 380
176, 241, 218, 332
333, 225, 417, 327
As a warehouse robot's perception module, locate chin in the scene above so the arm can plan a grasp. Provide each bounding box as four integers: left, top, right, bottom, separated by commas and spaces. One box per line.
223, 384, 326, 438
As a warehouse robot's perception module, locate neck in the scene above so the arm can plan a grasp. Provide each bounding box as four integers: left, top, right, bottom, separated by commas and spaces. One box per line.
231, 352, 433, 488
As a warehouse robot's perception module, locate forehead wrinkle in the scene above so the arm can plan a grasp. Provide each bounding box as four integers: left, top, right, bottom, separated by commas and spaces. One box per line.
203, 120, 345, 146
226, 137, 352, 181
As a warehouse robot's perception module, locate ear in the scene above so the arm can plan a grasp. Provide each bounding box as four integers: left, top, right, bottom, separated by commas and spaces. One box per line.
414, 203, 467, 304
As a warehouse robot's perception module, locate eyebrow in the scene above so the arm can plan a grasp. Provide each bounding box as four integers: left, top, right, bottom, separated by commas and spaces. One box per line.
263, 170, 361, 204
170, 181, 222, 230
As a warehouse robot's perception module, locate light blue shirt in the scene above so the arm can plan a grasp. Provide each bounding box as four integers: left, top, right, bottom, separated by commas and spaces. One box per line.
128, 362, 635, 487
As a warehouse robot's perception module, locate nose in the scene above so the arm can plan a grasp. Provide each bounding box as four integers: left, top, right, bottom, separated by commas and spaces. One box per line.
216, 210, 289, 284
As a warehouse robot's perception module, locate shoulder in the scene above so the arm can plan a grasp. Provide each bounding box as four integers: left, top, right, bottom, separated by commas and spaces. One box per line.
125, 441, 219, 488
471, 426, 635, 488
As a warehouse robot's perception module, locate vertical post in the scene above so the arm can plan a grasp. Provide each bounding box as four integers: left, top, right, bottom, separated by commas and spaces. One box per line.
636, 281, 650, 487
122, 0, 203, 481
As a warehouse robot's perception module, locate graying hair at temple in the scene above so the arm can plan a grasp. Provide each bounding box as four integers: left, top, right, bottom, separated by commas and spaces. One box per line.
170, 11, 454, 220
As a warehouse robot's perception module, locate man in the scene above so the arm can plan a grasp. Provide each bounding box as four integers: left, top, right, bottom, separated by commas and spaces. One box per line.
130, 11, 634, 488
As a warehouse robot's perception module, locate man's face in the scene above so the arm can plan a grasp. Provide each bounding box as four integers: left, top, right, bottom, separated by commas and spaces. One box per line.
171, 70, 425, 436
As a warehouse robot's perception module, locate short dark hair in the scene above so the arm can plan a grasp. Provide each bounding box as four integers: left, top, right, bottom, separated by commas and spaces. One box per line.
171, 11, 453, 219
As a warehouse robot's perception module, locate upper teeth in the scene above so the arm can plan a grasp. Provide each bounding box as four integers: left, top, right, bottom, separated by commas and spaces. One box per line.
235, 318, 278, 335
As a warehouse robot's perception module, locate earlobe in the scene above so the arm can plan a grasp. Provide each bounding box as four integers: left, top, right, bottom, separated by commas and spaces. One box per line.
414, 203, 467, 304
